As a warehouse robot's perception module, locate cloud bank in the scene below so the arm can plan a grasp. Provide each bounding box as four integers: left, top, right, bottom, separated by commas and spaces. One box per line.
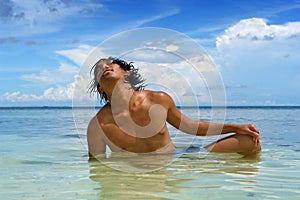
217, 18, 300, 47
0, 0, 105, 37
216, 18, 300, 105
1, 18, 299, 106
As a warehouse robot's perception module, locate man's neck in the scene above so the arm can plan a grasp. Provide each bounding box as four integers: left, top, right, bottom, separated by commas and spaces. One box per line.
107, 80, 134, 112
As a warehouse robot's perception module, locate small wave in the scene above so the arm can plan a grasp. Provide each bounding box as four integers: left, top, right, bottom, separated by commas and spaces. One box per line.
62, 134, 82, 139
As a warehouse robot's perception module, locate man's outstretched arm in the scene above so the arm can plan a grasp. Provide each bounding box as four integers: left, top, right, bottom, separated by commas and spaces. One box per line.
162, 92, 260, 144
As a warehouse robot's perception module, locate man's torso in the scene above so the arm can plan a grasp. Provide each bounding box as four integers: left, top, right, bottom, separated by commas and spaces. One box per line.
96, 90, 175, 153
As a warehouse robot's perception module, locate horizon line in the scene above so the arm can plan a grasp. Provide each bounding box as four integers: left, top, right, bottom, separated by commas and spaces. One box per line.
1, 105, 300, 109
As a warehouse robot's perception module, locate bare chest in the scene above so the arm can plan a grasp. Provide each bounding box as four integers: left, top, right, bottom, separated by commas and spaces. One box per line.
100, 97, 172, 153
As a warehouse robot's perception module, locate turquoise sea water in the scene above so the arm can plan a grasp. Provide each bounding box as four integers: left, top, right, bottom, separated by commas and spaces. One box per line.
1, 106, 300, 199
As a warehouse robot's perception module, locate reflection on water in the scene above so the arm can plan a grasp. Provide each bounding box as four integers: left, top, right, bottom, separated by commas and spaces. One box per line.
91, 152, 176, 173
89, 160, 185, 199
89, 152, 260, 199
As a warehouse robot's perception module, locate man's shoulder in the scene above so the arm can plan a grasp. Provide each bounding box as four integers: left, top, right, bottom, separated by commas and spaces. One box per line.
136, 90, 169, 98
95, 104, 113, 123
135, 90, 173, 106
98, 103, 112, 113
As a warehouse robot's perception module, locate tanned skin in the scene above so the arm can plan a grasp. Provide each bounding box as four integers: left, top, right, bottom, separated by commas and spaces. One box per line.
87, 60, 261, 159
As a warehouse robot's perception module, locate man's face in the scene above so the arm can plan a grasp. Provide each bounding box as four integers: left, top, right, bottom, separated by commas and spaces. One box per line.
96, 59, 128, 85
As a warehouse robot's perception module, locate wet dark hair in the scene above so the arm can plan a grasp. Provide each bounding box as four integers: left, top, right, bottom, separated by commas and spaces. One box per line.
88, 57, 146, 103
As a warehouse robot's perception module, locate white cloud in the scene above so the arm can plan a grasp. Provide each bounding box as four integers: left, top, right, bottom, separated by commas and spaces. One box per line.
122, 48, 182, 63
216, 18, 300, 48
215, 18, 300, 105
166, 44, 179, 52
216, 18, 300, 68
0, 84, 73, 103
127, 57, 224, 106
56, 45, 96, 66
116, 34, 226, 106
0, 45, 107, 105
0, 0, 105, 37
21, 63, 78, 84
0, 74, 93, 104
0, 31, 226, 106
129, 8, 180, 28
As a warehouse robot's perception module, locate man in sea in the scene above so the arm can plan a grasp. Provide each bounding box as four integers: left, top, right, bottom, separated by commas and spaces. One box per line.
87, 57, 261, 159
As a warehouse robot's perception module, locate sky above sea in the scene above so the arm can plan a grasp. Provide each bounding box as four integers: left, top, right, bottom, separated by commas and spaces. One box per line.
0, 0, 299, 107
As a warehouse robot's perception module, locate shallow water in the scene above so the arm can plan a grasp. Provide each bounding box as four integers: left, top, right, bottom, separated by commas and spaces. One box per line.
1, 107, 300, 199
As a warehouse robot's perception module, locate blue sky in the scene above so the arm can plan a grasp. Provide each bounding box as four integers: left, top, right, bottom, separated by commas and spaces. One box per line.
0, 0, 299, 106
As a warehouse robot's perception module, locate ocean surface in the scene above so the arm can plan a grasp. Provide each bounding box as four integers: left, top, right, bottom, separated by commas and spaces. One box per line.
0, 106, 300, 199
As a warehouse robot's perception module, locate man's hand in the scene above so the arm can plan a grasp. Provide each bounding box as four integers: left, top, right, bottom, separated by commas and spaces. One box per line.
235, 124, 260, 145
